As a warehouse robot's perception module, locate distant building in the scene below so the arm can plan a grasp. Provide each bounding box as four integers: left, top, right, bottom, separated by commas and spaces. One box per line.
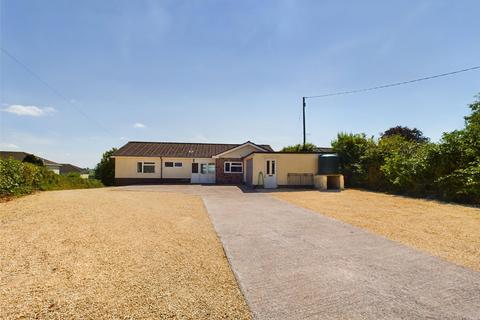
60, 163, 90, 179
0, 151, 62, 174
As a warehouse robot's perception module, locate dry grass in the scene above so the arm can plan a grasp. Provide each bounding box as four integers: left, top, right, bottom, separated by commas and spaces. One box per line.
0, 188, 251, 319
273, 189, 480, 272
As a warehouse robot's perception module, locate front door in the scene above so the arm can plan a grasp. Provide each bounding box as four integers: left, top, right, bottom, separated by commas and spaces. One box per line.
246, 159, 253, 186
191, 162, 215, 184
264, 159, 277, 188
199, 162, 215, 183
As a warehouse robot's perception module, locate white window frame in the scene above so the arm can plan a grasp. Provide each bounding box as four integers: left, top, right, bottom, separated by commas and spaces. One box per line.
164, 161, 183, 168
224, 161, 243, 173
137, 161, 156, 173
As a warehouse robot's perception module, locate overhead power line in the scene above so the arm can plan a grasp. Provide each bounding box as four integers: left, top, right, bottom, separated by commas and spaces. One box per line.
0, 47, 113, 136
301, 65, 480, 145
305, 65, 480, 99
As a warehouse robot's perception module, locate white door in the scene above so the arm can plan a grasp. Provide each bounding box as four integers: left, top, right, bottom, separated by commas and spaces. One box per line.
191, 163, 200, 183
197, 162, 215, 184
264, 159, 277, 188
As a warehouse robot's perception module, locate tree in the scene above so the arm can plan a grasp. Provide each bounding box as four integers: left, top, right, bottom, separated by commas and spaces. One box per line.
381, 126, 429, 143
281, 143, 318, 152
22, 154, 44, 166
94, 148, 117, 186
331, 133, 375, 187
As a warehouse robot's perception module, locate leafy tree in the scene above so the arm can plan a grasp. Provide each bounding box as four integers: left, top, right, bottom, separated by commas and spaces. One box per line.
94, 148, 117, 186
331, 94, 480, 204
281, 143, 318, 152
381, 126, 429, 143
378, 136, 436, 195
435, 159, 480, 203
22, 154, 44, 166
331, 133, 375, 187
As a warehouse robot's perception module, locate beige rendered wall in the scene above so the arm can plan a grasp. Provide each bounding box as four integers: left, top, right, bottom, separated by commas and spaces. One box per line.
162, 157, 193, 179
114, 156, 215, 179
115, 156, 161, 178
245, 153, 319, 186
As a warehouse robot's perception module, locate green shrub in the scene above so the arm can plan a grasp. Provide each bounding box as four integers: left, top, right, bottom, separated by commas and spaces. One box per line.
330, 94, 480, 205
281, 143, 318, 152
0, 158, 103, 198
94, 148, 117, 186
435, 161, 480, 204
331, 132, 375, 187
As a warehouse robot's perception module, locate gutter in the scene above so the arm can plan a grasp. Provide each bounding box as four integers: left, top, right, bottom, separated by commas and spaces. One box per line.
160, 157, 163, 179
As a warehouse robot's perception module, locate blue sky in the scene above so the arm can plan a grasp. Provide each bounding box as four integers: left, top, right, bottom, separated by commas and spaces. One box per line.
1, 0, 479, 167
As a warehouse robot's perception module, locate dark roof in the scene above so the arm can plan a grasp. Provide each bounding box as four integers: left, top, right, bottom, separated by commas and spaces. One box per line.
0, 151, 61, 166
242, 148, 334, 159
113, 141, 274, 158
60, 163, 89, 175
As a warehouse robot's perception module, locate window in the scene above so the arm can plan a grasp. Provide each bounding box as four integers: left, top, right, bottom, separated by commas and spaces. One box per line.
266, 160, 276, 175
137, 161, 155, 173
192, 163, 199, 173
165, 161, 182, 168
224, 161, 243, 173
208, 163, 215, 174
143, 162, 155, 173
200, 163, 207, 174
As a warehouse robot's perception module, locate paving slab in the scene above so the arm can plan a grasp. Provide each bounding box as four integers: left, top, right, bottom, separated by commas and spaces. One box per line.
201, 188, 480, 320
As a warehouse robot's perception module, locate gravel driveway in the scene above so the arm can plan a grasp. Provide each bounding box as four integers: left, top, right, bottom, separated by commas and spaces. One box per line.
0, 188, 250, 319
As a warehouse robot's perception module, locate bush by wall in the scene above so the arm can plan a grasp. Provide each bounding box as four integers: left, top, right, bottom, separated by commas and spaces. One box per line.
94, 148, 117, 186
332, 95, 480, 205
0, 158, 103, 198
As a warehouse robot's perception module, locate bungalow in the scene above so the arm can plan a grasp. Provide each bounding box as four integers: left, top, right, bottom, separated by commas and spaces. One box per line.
0, 151, 62, 174
60, 163, 90, 179
112, 141, 343, 189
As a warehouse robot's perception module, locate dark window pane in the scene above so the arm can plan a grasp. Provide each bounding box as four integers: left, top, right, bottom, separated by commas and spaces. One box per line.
165, 162, 173, 167
192, 163, 199, 173
266, 161, 270, 175
272, 160, 275, 175
174, 162, 182, 167
143, 165, 155, 173
231, 166, 242, 173
224, 163, 230, 172
137, 162, 142, 173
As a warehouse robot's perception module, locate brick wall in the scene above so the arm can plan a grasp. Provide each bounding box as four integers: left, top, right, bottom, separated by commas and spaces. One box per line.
215, 158, 244, 184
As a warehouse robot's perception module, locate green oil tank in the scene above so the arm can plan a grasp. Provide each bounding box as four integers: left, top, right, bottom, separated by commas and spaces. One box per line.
318, 154, 339, 175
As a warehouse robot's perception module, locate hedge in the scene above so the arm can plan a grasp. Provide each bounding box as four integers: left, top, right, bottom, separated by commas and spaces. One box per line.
0, 158, 103, 198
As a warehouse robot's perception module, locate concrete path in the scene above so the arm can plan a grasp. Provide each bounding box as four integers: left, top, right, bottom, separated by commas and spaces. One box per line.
118, 185, 480, 319
202, 188, 480, 320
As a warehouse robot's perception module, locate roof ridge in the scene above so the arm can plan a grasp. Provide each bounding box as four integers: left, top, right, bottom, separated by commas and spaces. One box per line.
127, 141, 242, 146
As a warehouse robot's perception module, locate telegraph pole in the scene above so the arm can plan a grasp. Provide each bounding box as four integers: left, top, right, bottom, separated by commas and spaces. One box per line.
302, 96, 306, 146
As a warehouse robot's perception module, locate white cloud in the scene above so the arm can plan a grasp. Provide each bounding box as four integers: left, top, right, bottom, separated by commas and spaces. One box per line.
193, 133, 209, 142
133, 122, 146, 129
0, 143, 20, 150
2, 104, 56, 117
